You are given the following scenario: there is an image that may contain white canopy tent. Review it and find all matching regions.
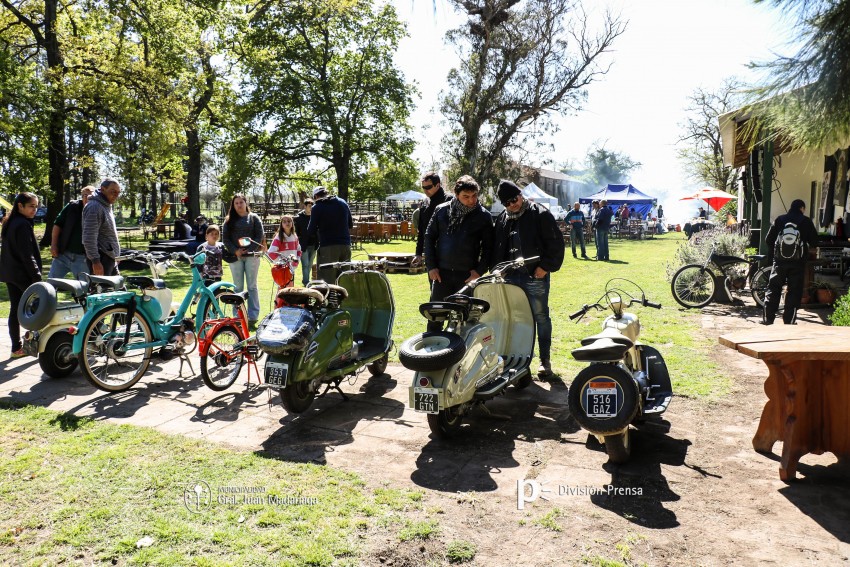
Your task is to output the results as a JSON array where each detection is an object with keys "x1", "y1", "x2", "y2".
[
  {"x1": 522, "y1": 182, "x2": 558, "y2": 208},
  {"x1": 386, "y1": 190, "x2": 426, "y2": 204}
]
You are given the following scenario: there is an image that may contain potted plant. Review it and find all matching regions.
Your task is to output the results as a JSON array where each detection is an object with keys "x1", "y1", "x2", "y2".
[{"x1": 811, "y1": 279, "x2": 838, "y2": 305}]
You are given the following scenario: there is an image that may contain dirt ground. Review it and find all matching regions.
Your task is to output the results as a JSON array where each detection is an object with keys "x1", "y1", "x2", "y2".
[{"x1": 3, "y1": 300, "x2": 850, "y2": 566}]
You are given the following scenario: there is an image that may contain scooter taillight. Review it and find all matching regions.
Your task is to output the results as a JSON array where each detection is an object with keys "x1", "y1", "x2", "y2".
[
  {"x1": 68, "y1": 326, "x2": 78, "y2": 335},
  {"x1": 418, "y1": 376, "x2": 430, "y2": 387}
]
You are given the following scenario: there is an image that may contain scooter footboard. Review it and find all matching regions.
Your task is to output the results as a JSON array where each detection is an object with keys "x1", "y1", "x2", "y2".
[{"x1": 567, "y1": 364, "x2": 640, "y2": 435}]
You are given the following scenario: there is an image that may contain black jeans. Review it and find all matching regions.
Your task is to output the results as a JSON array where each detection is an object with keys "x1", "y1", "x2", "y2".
[
  {"x1": 6, "y1": 282, "x2": 25, "y2": 352},
  {"x1": 764, "y1": 262, "x2": 804, "y2": 324},
  {"x1": 427, "y1": 268, "x2": 470, "y2": 332}
]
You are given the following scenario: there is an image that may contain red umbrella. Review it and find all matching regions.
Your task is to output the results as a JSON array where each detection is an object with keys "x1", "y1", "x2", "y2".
[{"x1": 679, "y1": 188, "x2": 736, "y2": 211}]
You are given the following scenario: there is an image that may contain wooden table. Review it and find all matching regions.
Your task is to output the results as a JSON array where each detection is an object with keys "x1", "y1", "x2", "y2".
[{"x1": 719, "y1": 326, "x2": 850, "y2": 481}]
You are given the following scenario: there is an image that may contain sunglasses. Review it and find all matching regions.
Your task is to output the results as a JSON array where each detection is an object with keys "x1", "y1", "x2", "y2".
[
  {"x1": 502, "y1": 195, "x2": 520, "y2": 207},
  {"x1": 421, "y1": 183, "x2": 434, "y2": 190}
]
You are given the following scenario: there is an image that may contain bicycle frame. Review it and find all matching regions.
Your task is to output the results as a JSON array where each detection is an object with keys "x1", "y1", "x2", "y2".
[{"x1": 72, "y1": 252, "x2": 235, "y2": 355}]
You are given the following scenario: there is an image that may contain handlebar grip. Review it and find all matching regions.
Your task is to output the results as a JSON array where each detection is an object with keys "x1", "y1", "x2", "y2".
[
  {"x1": 569, "y1": 307, "x2": 586, "y2": 320},
  {"x1": 644, "y1": 300, "x2": 662, "y2": 309}
]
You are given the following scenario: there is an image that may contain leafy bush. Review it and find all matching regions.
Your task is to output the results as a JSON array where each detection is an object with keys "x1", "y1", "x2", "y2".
[
  {"x1": 446, "y1": 540, "x2": 477, "y2": 564},
  {"x1": 829, "y1": 291, "x2": 850, "y2": 326},
  {"x1": 665, "y1": 227, "x2": 750, "y2": 282}
]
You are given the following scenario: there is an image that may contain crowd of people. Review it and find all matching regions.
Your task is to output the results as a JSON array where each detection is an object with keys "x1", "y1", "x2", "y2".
[{"x1": 2, "y1": 173, "x2": 670, "y2": 375}]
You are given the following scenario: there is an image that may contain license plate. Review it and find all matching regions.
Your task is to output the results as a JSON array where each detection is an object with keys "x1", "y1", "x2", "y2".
[
  {"x1": 413, "y1": 387, "x2": 439, "y2": 414},
  {"x1": 264, "y1": 361, "x2": 288, "y2": 387},
  {"x1": 583, "y1": 379, "x2": 620, "y2": 418}
]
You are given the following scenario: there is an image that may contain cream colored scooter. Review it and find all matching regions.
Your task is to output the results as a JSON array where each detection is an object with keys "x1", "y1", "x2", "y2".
[{"x1": 400, "y1": 257, "x2": 537, "y2": 438}]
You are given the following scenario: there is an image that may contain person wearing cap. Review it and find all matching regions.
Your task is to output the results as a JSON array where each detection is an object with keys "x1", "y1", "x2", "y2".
[
  {"x1": 424, "y1": 175, "x2": 493, "y2": 331},
  {"x1": 412, "y1": 172, "x2": 452, "y2": 268},
  {"x1": 490, "y1": 180, "x2": 564, "y2": 377},
  {"x1": 192, "y1": 215, "x2": 208, "y2": 242},
  {"x1": 763, "y1": 199, "x2": 818, "y2": 325},
  {"x1": 306, "y1": 186, "x2": 354, "y2": 283},
  {"x1": 48, "y1": 185, "x2": 95, "y2": 279},
  {"x1": 294, "y1": 198, "x2": 317, "y2": 286}
]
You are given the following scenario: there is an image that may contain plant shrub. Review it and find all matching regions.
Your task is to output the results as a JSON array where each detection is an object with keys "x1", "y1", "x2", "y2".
[
  {"x1": 665, "y1": 227, "x2": 750, "y2": 282},
  {"x1": 829, "y1": 291, "x2": 850, "y2": 326}
]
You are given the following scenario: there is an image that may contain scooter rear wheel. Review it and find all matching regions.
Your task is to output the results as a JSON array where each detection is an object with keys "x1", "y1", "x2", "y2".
[
  {"x1": 427, "y1": 407, "x2": 463, "y2": 439},
  {"x1": 399, "y1": 331, "x2": 466, "y2": 372},
  {"x1": 39, "y1": 331, "x2": 78, "y2": 379},
  {"x1": 280, "y1": 381, "x2": 316, "y2": 414},
  {"x1": 603, "y1": 430, "x2": 631, "y2": 463},
  {"x1": 567, "y1": 365, "x2": 639, "y2": 435}
]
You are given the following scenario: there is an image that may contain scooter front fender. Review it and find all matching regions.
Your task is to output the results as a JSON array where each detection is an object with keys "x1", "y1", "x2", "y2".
[{"x1": 72, "y1": 291, "x2": 137, "y2": 354}]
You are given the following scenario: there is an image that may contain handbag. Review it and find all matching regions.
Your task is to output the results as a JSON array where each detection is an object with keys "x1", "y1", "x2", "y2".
[{"x1": 222, "y1": 247, "x2": 238, "y2": 264}]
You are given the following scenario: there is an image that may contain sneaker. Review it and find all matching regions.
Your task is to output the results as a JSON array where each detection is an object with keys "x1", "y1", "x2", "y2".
[
  {"x1": 537, "y1": 360, "x2": 553, "y2": 377},
  {"x1": 573, "y1": 253, "x2": 577, "y2": 258},
  {"x1": 582, "y1": 255, "x2": 589, "y2": 259},
  {"x1": 11, "y1": 349, "x2": 26, "y2": 359}
]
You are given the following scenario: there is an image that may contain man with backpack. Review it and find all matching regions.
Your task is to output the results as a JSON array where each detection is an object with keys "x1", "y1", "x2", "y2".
[{"x1": 763, "y1": 199, "x2": 818, "y2": 325}]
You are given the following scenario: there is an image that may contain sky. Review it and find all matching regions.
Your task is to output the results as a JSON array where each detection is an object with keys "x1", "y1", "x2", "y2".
[{"x1": 390, "y1": 0, "x2": 799, "y2": 222}]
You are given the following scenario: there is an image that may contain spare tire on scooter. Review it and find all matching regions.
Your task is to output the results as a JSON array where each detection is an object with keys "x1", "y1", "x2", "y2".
[
  {"x1": 567, "y1": 364, "x2": 639, "y2": 435},
  {"x1": 18, "y1": 282, "x2": 58, "y2": 331},
  {"x1": 399, "y1": 331, "x2": 466, "y2": 372}
]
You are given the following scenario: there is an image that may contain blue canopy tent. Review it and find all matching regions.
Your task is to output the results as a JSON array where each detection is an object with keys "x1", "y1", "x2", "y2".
[{"x1": 579, "y1": 184, "x2": 657, "y2": 218}]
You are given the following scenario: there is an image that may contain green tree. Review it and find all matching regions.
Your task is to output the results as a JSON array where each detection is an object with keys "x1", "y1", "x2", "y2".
[
  {"x1": 237, "y1": 0, "x2": 415, "y2": 200},
  {"x1": 678, "y1": 79, "x2": 741, "y2": 190},
  {"x1": 747, "y1": 0, "x2": 850, "y2": 149},
  {"x1": 582, "y1": 141, "x2": 641, "y2": 186},
  {"x1": 441, "y1": 0, "x2": 625, "y2": 188}
]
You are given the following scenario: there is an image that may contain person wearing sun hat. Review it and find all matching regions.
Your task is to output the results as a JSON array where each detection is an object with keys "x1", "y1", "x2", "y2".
[
  {"x1": 490, "y1": 180, "x2": 564, "y2": 377},
  {"x1": 306, "y1": 186, "x2": 353, "y2": 283}
]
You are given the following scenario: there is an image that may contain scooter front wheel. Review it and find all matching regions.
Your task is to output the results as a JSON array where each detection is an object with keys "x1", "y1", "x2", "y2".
[
  {"x1": 399, "y1": 332, "x2": 466, "y2": 372},
  {"x1": 78, "y1": 306, "x2": 153, "y2": 392},
  {"x1": 427, "y1": 407, "x2": 463, "y2": 439},
  {"x1": 603, "y1": 430, "x2": 631, "y2": 464},
  {"x1": 280, "y1": 381, "x2": 316, "y2": 414}
]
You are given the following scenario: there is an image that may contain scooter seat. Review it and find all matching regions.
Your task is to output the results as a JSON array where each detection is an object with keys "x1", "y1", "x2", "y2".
[
  {"x1": 47, "y1": 278, "x2": 88, "y2": 298},
  {"x1": 571, "y1": 338, "x2": 631, "y2": 362},
  {"x1": 419, "y1": 301, "x2": 469, "y2": 322},
  {"x1": 444, "y1": 294, "x2": 490, "y2": 313},
  {"x1": 307, "y1": 282, "x2": 349, "y2": 301},
  {"x1": 580, "y1": 327, "x2": 634, "y2": 348},
  {"x1": 277, "y1": 287, "x2": 326, "y2": 307},
  {"x1": 218, "y1": 291, "x2": 249, "y2": 306},
  {"x1": 83, "y1": 273, "x2": 125, "y2": 289},
  {"x1": 126, "y1": 276, "x2": 166, "y2": 290}
]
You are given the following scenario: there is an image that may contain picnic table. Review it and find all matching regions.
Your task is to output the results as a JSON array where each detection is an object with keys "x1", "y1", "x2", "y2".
[{"x1": 719, "y1": 325, "x2": 850, "y2": 482}]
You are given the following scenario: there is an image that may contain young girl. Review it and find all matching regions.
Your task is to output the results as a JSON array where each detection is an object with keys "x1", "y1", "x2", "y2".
[
  {"x1": 197, "y1": 225, "x2": 224, "y2": 285},
  {"x1": 0, "y1": 192, "x2": 43, "y2": 358},
  {"x1": 268, "y1": 215, "x2": 302, "y2": 266}
]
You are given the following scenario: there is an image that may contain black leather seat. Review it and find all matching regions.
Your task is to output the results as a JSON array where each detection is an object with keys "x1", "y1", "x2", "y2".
[
  {"x1": 571, "y1": 338, "x2": 631, "y2": 362},
  {"x1": 580, "y1": 327, "x2": 634, "y2": 348},
  {"x1": 47, "y1": 278, "x2": 88, "y2": 298},
  {"x1": 126, "y1": 276, "x2": 166, "y2": 290},
  {"x1": 84, "y1": 274, "x2": 125, "y2": 289},
  {"x1": 419, "y1": 301, "x2": 470, "y2": 322},
  {"x1": 218, "y1": 291, "x2": 249, "y2": 306},
  {"x1": 445, "y1": 294, "x2": 490, "y2": 313}
]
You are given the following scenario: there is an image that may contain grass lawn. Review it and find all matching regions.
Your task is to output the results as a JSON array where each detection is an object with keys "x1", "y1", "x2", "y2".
[{"x1": 0, "y1": 230, "x2": 733, "y2": 564}]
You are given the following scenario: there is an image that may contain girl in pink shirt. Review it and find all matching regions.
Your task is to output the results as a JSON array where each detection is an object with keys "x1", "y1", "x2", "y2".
[{"x1": 268, "y1": 215, "x2": 301, "y2": 265}]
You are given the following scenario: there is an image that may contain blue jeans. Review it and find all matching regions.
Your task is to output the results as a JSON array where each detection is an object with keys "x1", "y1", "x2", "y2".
[
  {"x1": 595, "y1": 228, "x2": 609, "y2": 260},
  {"x1": 48, "y1": 251, "x2": 89, "y2": 280},
  {"x1": 507, "y1": 272, "x2": 552, "y2": 362},
  {"x1": 229, "y1": 255, "x2": 261, "y2": 320},
  {"x1": 570, "y1": 226, "x2": 586, "y2": 256},
  {"x1": 301, "y1": 246, "x2": 317, "y2": 286}
]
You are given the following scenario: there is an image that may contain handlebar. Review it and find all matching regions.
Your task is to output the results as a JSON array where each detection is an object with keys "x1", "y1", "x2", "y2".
[
  {"x1": 318, "y1": 259, "x2": 387, "y2": 272},
  {"x1": 643, "y1": 300, "x2": 662, "y2": 309}
]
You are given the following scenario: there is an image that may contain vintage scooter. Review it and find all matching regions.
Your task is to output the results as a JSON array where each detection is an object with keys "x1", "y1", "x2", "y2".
[
  {"x1": 16, "y1": 251, "x2": 174, "y2": 379},
  {"x1": 256, "y1": 259, "x2": 394, "y2": 413},
  {"x1": 400, "y1": 257, "x2": 537, "y2": 438},
  {"x1": 567, "y1": 278, "x2": 673, "y2": 463}
]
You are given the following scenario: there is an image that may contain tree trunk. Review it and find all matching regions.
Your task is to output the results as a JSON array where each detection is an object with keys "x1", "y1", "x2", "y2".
[
  {"x1": 333, "y1": 154, "x2": 351, "y2": 201},
  {"x1": 185, "y1": 127, "x2": 202, "y2": 221},
  {"x1": 40, "y1": 0, "x2": 68, "y2": 246}
]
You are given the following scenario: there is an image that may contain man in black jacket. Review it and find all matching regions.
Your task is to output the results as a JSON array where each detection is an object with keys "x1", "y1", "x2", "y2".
[
  {"x1": 491, "y1": 180, "x2": 565, "y2": 377},
  {"x1": 412, "y1": 172, "x2": 452, "y2": 267},
  {"x1": 763, "y1": 199, "x2": 818, "y2": 325},
  {"x1": 424, "y1": 175, "x2": 493, "y2": 331}
]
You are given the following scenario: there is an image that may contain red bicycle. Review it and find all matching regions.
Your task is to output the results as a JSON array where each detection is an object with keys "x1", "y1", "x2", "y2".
[{"x1": 197, "y1": 291, "x2": 262, "y2": 391}]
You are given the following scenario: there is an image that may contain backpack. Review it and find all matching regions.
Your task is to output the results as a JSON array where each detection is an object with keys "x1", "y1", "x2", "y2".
[{"x1": 774, "y1": 221, "x2": 804, "y2": 261}]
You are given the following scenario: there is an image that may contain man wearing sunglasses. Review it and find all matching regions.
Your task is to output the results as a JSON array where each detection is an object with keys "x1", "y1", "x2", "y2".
[
  {"x1": 412, "y1": 172, "x2": 452, "y2": 268},
  {"x1": 491, "y1": 180, "x2": 564, "y2": 378}
]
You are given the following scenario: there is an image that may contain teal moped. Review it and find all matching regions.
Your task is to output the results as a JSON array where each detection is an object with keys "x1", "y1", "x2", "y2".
[{"x1": 71, "y1": 251, "x2": 234, "y2": 392}]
